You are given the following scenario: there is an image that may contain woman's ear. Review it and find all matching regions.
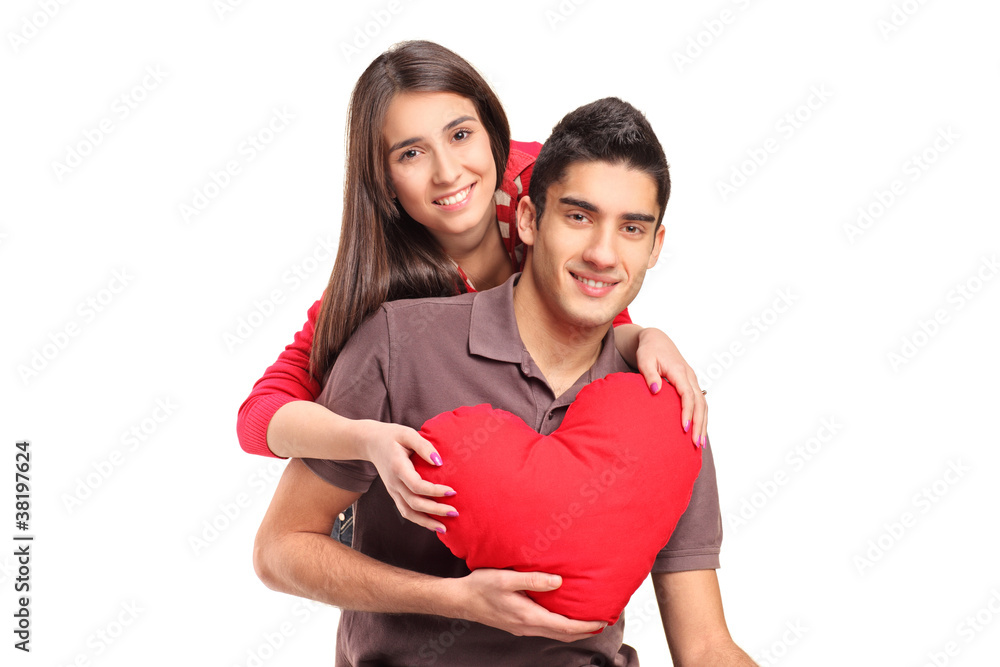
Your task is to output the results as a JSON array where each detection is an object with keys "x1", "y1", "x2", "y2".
[{"x1": 515, "y1": 196, "x2": 537, "y2": 247}]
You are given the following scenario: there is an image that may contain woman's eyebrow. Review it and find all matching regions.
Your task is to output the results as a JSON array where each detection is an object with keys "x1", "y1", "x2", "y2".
[
  {"x1": 388, "y1": 116, "x2": 478, "y2": 153},
  {"x1": 443, "y1": 115, "x2": 476, "y2": 131}
]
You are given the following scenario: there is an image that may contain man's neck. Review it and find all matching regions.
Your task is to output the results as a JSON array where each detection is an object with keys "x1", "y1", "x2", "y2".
[{"x1": 512, "y1": 276, "x2": 609, "y2": 398}]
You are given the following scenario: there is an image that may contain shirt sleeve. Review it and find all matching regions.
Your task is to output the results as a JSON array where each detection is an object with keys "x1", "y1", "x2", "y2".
[
  {"x1": 301, "y1": 308, "x2": 392, "y2": 494},
  {"x1": 236, "y1": 297, "x2": 323, "y2": 458},
  {"x1": 651, "y1": 437, "x2": 723, "y2": 573}
]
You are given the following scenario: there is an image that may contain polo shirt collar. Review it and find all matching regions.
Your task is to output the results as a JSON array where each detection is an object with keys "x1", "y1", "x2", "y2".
[
  {"x1": 468, "y1": 273, "x2": 623, "y2": 390},
  {"x1": 468, "y1": 273, "x2": 525, "y2": 364}
]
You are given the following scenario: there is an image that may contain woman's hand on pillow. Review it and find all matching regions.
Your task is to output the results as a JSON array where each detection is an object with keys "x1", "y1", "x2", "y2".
[{"x1": 356, "y1": 420, "x2": 458, "y2": 532}]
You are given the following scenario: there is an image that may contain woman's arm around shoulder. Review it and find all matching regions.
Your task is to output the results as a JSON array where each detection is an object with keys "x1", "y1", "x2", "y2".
[
  {"x1": 235, "y1": 297, "x2": 457, "y2": 530},
  {"x1": 236, "y1": 298, "x2": 324, "y2": 458}
]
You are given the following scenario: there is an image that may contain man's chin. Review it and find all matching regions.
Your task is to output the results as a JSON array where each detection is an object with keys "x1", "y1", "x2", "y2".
[{"x1": 559, "y1": 308, "x2": 619, "y2": 338}]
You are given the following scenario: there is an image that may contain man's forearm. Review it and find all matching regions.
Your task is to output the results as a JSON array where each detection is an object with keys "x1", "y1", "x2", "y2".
[
  {"x1": 255, "y1": 530, "x2": 457, "y2": 616},
  {"x1": 652, "y1": 570, "x2": 756, "y2": 666}
]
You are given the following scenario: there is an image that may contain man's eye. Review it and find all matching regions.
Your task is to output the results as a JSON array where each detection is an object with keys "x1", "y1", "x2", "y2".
[
  {"x1": 570, "y1": 213, "x2": 588, "y2": 222},
  {"x1": 624, "y1": 225, "x2": 642, "y2": 234}
]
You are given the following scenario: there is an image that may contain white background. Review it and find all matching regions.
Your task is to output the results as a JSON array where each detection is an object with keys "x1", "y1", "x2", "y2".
[{"x1": 2, "y1": 0, "x2": 999, "y2": 665}]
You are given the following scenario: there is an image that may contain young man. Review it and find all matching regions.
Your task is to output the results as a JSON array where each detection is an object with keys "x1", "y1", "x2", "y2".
[{"x1": 253, "y1": 98, "x2": 754, "y2": 666}]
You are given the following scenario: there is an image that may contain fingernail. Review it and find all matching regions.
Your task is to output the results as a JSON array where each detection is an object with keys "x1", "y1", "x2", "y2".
[
  {"x1": 683, "y1": 420, "x2": 691, "y2": 433},
  {"x1": 548, "y1": 575, "x2": 560, "y2": 587},
  {"x1": 650, "y1": 381, "x2": 659, "y2": 394},
  {"x1": 700, "y1": 435, "x2": 706, "y2": 448},
  {"x1": 446, "y1": 511, "x2": 459, "y2": 517},
  {"x1": 430, "y1": 453, "x2": 443, "y2": 466},
  {"x1": 444, "y1": 490, "x2": 456, "y2": 497},
  {"x1": 436, "y1": 526, "x2": 446, "y2": 534}
]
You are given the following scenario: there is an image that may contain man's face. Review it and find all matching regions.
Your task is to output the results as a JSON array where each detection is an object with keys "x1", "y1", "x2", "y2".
[{"x1": 516, "y1": 160, "x2": 665, "y2": 331}]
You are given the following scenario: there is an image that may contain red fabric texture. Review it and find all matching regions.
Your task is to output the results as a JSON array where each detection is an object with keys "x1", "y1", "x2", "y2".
[
  {"x1": 236, "y1": 139, "x2": 630, "y2": 457},
  {"x1": 413, "y1": 372, "x2": 701, "y2": 626}
]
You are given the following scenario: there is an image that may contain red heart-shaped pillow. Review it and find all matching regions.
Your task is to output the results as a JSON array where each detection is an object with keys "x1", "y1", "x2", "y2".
[{"x1": 413, "y1": 372, "x2": 701, "y2": 626}]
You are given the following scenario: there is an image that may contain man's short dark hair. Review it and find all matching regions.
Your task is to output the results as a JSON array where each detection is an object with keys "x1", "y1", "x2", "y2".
[{"x1": 528, "y1": 97, "x2": 670, "y2": 228}]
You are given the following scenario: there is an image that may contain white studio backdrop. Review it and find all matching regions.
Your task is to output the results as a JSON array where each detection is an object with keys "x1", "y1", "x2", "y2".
[{"x1": 2, "y1": 0, "x2": 999, "y2": 665}]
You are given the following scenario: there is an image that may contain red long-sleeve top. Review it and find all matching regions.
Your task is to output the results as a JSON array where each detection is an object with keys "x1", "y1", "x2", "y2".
[{"x1": 237, "y1": 141, "x2": 631, "y2": 457}]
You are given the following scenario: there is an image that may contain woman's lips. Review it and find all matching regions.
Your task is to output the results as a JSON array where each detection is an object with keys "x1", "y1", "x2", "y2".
[{"x1": 433, "y1": 183, "x2": 475, "y2": 210}]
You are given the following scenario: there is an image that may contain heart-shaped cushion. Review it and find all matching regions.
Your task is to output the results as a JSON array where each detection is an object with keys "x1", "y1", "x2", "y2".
[{"x1": 413, "y1": 371, "x2": 702, "y2": 626}]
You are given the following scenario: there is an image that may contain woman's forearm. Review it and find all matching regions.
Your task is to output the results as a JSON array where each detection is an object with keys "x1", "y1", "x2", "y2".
[
  {"x1": 266, "y1": 400, "x2": 366, "y2": 460},
  {"x1": 613, "y1": 323, "x2": 643, "y2": 367}
]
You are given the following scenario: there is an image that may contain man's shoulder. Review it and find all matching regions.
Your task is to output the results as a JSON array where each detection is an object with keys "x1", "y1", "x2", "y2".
[
  {"x1": 380, "y1": 291, "x2": 478, "y2": 328},
  {"x1": 378, "y1": 292, "x2": 479, "y2": 349},
  {"x1": 382, "y1": 290, "x2": 478, "y2": 314}
]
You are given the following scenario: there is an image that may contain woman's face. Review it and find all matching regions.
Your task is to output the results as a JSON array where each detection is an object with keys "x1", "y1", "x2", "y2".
[{"x1": 383, "y1": 91, "x2": 498, "y2": 246}]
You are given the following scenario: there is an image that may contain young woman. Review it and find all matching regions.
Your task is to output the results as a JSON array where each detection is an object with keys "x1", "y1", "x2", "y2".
[{"x1": 237, "y1": 41, "x2": 708, "y2": 534}]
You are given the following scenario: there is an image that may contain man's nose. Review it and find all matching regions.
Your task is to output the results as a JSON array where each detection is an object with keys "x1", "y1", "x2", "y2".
[{"x1": 580, "y1": 225, "x2": 618, "y2": 269}]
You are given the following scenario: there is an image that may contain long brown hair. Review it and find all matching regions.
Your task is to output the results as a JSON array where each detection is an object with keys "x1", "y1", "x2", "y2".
[{"x1": 311, "y1": 40, "x2": 511, "y2": 380}]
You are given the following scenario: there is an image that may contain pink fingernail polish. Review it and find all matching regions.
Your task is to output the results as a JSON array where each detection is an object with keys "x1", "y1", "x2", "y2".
[
  {"x1": 430, "y1": 453, "x2": 443, "y2": 466},
  {"x1": 700, "y1": 435, "x2": 706, "y2": 448},
  {"x1": 650, "y1": 382, "x2": 659, "y2": 394},
  {"x1": 684, "y1": 420, "x2": 691, "y2": 433},
  {"x1": 447, "y1": 511, "x2": 459, "y2": 517},
  {"x1": 436, "y1": 527, "x2": 446, "y2": 534},
  {"x1": 444, "y1": 490, "x2": 456, "y2": 497}
]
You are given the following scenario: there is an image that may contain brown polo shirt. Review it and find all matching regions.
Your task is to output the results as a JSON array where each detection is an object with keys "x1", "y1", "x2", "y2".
[{"x1": 304, "y1": 273, "x2": 723, "y2": 667}]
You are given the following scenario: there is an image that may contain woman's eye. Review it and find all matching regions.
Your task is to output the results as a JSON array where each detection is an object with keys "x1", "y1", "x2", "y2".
[
  {"x1": 399, "y1": 149, "x2": 418, "y2": 162},
  {"x1": 454, "y1": 129, "x2": 470, "y2": 141}
]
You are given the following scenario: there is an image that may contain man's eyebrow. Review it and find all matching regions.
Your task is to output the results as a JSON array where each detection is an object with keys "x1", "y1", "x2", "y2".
[
  {"x1": 388, "y1": 115, "x2": 478, "y2": 153},
  {"x1": 558, "y1": 196, "x2": 656, "y2": 223},
  {"x1": 559, "y1": 196, "x2": 599, "y2": 213}
]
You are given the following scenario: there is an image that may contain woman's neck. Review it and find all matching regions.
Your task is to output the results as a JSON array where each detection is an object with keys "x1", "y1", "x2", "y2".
[{"x1": 439, "y1": 211, "x2": 514, "y2": 291}]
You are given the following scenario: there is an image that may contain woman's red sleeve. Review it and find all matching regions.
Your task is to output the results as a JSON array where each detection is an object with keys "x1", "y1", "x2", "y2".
[
  {"x1": 236, "y1": 298, "x2": 323, "y2": 457},
  {"x1": 612, "y1": 308, "x2": 633, "y2": 327}
]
